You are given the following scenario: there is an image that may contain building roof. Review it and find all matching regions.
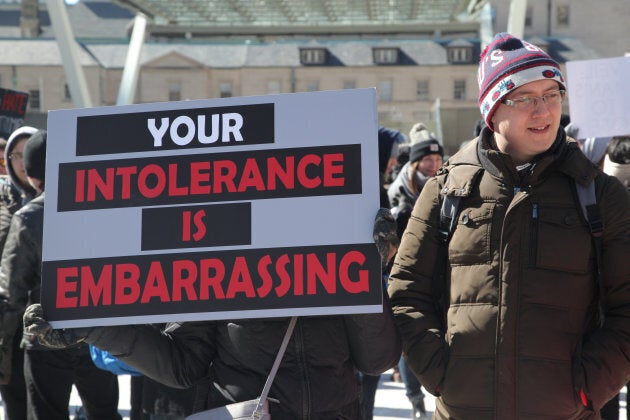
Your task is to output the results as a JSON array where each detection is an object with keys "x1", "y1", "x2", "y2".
[
  {"x1": 0, "y1": 0, "x2": 134, "y2": 39},
  {"x1": 0, "y1": 38, "x2": 99, "y2": 66},
  {"x1": 0, "y1": 0, "x2": 487, "y2": 40},
  {"x1": 112, "y1": 0, "x2": 474, "y2": 32},
  {"x1": 0, "y1": 36, "x2": 599, "y2": 70}
]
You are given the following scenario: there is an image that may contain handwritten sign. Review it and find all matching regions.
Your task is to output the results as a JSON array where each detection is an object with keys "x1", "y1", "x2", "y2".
[
  {"x1": 0, "y1": 88, "x2": 29, "y2": 139},
  {"x1": 566, "y1": 56, "x2": 630, "y2": 138}
]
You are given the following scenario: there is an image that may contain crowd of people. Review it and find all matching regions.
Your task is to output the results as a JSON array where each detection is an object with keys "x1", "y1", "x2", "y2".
[{"x1": 0, "y1": 31, "x2": 627, "y2": 420}]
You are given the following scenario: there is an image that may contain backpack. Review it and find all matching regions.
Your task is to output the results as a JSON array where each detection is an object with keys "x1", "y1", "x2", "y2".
[{"x1": 433, "y1": 174, "x2": 605, "y2": 328}]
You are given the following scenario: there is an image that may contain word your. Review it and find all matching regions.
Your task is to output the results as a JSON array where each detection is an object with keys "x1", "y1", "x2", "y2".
[{"x1": 148, "y1": 113, "x2": 244, "y2": 147}]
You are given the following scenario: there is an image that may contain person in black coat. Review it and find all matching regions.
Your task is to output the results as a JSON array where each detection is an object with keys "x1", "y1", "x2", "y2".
[{"x1": 0, "y1": 131, "x2": 122, "y2": 420}]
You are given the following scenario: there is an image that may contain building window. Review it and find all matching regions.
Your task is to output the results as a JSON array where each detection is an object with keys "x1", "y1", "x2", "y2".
[
  {"x1": 299, "y1": 48, "x2": 327, "y2": 65},
  {"x1": 168, "y1": 83, "x2": 181, "y2": 102},
  {"x1": 379, "y1": 80, "x2": 393, "y2": 102},
  {"x1": 416, "y1": 80, "x2": 430, "y2": 101},
  {"x1": 63, "y1": 83, "x2": 71, "y2": 101},
  {"x1": 373, "y1": 47, "x2": 399, "y2": 65},
  {"x1": 343, "y1": 80, "x2": 356, "y2": 90},
  {"x1": 304, "y1": 81, "x2": 319, "y2": 92},
  {"x1": 525, "y1": 6, "x2": 533, "y2": 27},
  {"x1": 557, "y1": 5, "x2": 570, "y2": 26},
  {"x1": 220, "y1": 82, "x2": 233, "y2": 98},
  {"x1": 267, "y1": 80, "x2": 281, "y2": 94},
  {"x1": 447, "y1": 47, "x2": 473, "y2": 64},
  {"x1": 453, "y1": 80, "x2": 466, "y2": 101},
  {"x1": 28, "y1": 89, "x2": 40, "y2": 111}
]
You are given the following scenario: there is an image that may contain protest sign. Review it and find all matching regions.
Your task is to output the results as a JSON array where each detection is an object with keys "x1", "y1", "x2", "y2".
[
  {"x1": 566, "y1": 55, "x2": 630, "y2": 139},
  {"x1": 43, "y1": 89, "x2": 382, "y2": 328},
  {"x1": 0, "y1": 88, "x2": 29, "y2": 139}
]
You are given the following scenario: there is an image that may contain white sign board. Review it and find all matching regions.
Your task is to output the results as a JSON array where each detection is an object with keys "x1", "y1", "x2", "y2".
[
  {"x1": 43, "y1": 89, "x2": 382, "y2": 328},
  {"x1": 566, "y1": 56, "x2": 630, "y2": 139}
]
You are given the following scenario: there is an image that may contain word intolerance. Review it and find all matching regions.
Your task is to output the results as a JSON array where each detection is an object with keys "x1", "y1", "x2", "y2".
[
  {"x1": 49, "y1": 246, "x2": 375, "y2": 310},
  {"x1": 58, "y1": 145, "x2": 362, "y2": 211}
]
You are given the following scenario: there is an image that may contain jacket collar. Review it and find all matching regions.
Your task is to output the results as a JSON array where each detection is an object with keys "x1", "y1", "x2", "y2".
[{"x1": 445, "y1": 128, "x2": 598, "y2": 188}]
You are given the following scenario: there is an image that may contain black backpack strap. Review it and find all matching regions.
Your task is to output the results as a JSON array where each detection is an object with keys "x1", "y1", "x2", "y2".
[
  {"x1": 575, "y1": 180, "x2": 605, "y2": 327},
  {"x1": 432, "y1": 165, "x2": 483, "y2": 330},
  {"x1": 433, "y1": 194, "x2": 461, "y2": 329}
]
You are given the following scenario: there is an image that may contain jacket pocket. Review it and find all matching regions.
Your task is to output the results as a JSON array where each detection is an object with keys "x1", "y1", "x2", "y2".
[
  {"x1": 534, "y1": 206, "x2": 593, "y2": 273},
  {"x1": 448, "y1": 203, "x2": 494, "y2": 266}
]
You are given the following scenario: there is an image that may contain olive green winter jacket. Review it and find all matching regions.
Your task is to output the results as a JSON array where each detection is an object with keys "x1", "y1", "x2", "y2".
[{"x1": 388, "y1": 129, "x2": 630, "y2": 419}]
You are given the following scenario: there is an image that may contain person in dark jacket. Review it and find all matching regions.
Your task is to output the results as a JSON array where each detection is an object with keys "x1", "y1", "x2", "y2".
[
  {"x1": 386, "y1": 122, "x2": 444, "y2": 420},
  {"x1": 0, "y1": 125, "x2": 38, "y2": 420},
  {"x1": 0, "y1": 126, "x2": 38, "y2": 256},
  {"x1": 387, "y1": 123, "x2": 444, "y2": 240},
  {"x1": 0, "y1": 131, "x2": 122, "y2": 420},
  {"x1": 388, "y1": 33, "x2": 630, "y2": 419},
  {"x1": 599, "y1": 135, "x2": 630, "y2": 420},
  {"x1": 378, "y1": 126, "x2": 407, "y2": 208}
]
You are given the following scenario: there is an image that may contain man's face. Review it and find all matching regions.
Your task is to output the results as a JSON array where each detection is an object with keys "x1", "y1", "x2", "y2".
[
  {"x1": 9, "y1": 137, "x2": 29, "y2": 186},
  {"x1": 491, "y1": 79, "x2": 564, "y2": 164},
  {"x1": 416, "y1": 154, "x2": 443, "y2": 177}
]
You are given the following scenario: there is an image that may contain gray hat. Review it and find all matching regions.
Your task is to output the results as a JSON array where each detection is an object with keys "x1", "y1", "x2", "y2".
[{"x1": 408, "y1": 123, "x2": 436, "y2": 145}]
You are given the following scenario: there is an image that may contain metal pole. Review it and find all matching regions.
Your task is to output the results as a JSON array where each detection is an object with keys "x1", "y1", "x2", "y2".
[
  {"x1": 117, "y1": 14, "x2": 148, "y2": 105},
  {"x1": 45, "y1": 0, "x2": 92, "y2": 108},
  {"x1": 507, "y1": 0, "x2": 527, "y2": 38},
  {"x1": 479, "y1": 2, "x2": 494, "y2": 50}
]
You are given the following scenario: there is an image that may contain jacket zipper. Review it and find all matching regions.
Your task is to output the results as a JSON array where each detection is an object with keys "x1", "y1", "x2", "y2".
[
  {"x1": 530, "y1": 203, "x2": 538, "y2": 266},
  {"x1": 496, "y1": 189, "x2": 528, "y2": 419}
]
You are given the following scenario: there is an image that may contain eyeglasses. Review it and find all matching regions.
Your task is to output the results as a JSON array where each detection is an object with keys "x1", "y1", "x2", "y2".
[
  {"x1": 502, "y1": 90, "x2": 566, "y2": 111},
  {"x1": 8, "y1": 152, "x2": 23, "y2": 161}
]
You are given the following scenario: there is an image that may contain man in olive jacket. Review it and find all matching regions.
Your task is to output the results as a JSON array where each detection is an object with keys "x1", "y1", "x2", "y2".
[{"x1": 388, "y1": 33, "x2": 630, "y2": 419}]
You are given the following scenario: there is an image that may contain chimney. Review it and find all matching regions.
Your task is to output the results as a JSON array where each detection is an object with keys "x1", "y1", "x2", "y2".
[{"x1": 20, "y1": 0, "x2": 41, "y2": 38}]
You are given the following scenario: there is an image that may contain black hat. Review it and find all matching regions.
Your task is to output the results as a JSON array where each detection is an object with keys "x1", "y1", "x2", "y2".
[
  {"x1": 409, "y1": 139, "x2": 444, "y2": 164},
  {"x1": 23, "y1": 130, "x2": 46, "y2": 181}
]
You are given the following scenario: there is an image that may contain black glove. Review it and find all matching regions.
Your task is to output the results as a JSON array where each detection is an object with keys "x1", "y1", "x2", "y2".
[
  {"x1": 23, "y1": 304, "x2": 92, "y2": 349},
  {"x1": 373, "y1": 208, "x2": 399, "y2": 268}
]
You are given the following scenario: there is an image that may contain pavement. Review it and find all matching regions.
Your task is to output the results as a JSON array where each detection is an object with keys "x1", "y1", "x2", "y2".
[
  {"x1": 66, "y1": 368, "x2": 430, "y2": 420},
  {"x1": 62, "y1": 368, "x2": 629, "y2": 419}
]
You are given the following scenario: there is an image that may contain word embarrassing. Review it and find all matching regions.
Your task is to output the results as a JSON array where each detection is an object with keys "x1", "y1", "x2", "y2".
[{"x1": 41, "y1": 244, "x2": 381, "y2": 320}]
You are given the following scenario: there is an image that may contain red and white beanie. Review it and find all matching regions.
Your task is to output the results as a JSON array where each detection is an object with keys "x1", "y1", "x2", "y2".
[{"x1": 477, "y1": 33, "x2": 566, "y2": 131}]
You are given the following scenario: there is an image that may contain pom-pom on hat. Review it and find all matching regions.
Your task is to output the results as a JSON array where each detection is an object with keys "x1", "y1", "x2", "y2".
[
  {"x1": 409, "y1": 123, "x2": 435, "y2": 145},
  {"x1": 477, "y1": 33, "x2": 565, "y2": 131}
]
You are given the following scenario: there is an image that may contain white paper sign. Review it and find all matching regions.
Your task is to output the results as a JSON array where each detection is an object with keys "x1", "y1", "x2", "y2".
[
  {"x1": 43, "y1": 89, "x2": 383, "y2": 328},
  {"x1": 566, "y1": 56, "x2": 630, "y2": 139}
]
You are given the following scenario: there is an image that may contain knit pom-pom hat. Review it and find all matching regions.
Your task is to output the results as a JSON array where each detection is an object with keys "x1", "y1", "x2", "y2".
[{"x1": 477, "y1": 33, "x2": 565, "y2": 131}]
